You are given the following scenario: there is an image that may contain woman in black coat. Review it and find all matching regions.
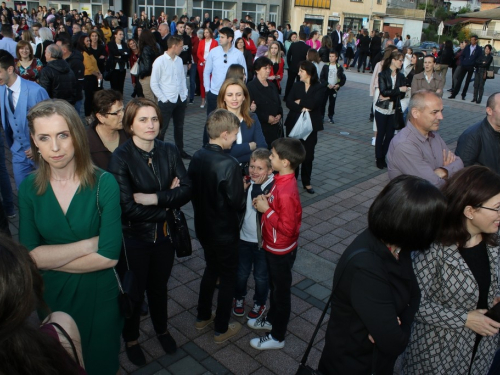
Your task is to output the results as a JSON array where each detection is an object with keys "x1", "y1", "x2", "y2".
[
  {"x1": 318, "y1": 175, "x2": 447, "y2": 375},
  {"x1": 106, "y1": 27, "x2": 130, "y2": 93},
  {"x1": 247, "y1": 57, "x2": 283, "y2": 147},
  {"x1": 284, "y1": 60, "x2": 326, "y2": 194},
  {"x1": 357, "y1": 29, "x2": 371, "y2": 73},
  {"x1": 374, "y1": 50, "x2": 407, "y2": 169},
  {"x1": 472, "y1": 44, "x2": 493, "y2": 104},
  {"x1": 437, "y1": 39, "x2": 454, "y2": 86},
  {"x1": 137, "y1": 29, "x2": 160, "y2": 102},
  {"x1": 108, "y1": 98, "x2": 191, "y2": 366}
]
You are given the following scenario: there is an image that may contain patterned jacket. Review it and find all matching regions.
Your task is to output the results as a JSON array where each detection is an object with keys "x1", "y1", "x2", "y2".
[{"x1": 402, "y1": 243, "x2": 500, "y2": 374}]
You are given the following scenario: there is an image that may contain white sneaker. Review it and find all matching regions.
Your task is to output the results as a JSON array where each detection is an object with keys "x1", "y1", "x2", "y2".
[
  {"x1": 371, "y1": 137, "x2": 376, "y2": 146},
  {"x1": 247, "y1": 316, "x2": 272, "y2": 331},
  {"x1": 250, "y1": 333, "x2": 284, "y2": 350}
]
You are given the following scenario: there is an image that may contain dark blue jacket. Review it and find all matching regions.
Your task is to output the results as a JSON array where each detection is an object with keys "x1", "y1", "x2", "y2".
[
  {"x1": 460, "y1": 44, "x2": 482, "y2": 67},
  {"x1": 228, "y1": 112, "x2": 267, "y2": 163}
]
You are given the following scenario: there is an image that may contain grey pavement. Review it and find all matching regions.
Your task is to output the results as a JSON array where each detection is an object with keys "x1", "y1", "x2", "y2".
[{"x1": 4, "y1": 65, "x2": 497, "y2": 374}]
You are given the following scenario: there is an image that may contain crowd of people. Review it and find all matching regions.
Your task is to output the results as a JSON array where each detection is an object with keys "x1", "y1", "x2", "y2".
[{"x1": 1, "y1": 3, "x2": 500, "y2": 375}]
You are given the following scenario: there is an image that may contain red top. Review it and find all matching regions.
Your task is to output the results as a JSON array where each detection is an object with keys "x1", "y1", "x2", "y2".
[
  {"x1": 269, "y1": 57, "x2": 285, "y2": 90},
  {"x1": 244, "y1": 38, "x2": 257, "y2": 56},
  {"x1": 261, "y1": 173, "x2": 302, "y2": 255},
  {"x1": 191, "y1": 34, "x2": 200, "y2": 63},
  {"x1": 197, "y1": 38, "x2": 219, "y2": 65},
  {"x1": 129, "y1": 52, "x2": 139, "y2": 84}
]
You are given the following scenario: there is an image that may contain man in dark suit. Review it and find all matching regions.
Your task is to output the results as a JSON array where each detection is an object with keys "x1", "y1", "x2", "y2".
[
  {"x1": 331, "y1": 24, "x2": 343, "y2": 57},
  {"x1": 284, "y1": 32, "x2": 310, "y2": 101},
  {"x1": 449, "y1": 34, "x2": 482, "y2": 100},
  {"x1": 154, "y1": 23, "x2": 170, "y2": 53},
  {"x1": 369, "y1": 30, "x2": 382, "y2": 71}
]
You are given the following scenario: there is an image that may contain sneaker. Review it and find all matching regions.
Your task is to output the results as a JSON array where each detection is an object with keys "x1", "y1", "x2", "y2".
[
  {"x1": 371, "y1": 137, "x2": 376, "y2": 146},
  {"x1": 7, "y1": 213, "x2": 16, "y2": 220},
  {"x1": 189, "y1": 99, "x2": 194, "y2": 104},
  {"x1": 195, "y1": 313, "x2": 215, "y2": 330},
  {"x1": 250, "y1": 333, "x2": 285, "y2": 350},
  {"x1": 214, "y1": 322, "x2": 242, "y2": 344},
  {"x1": 247, "y1": 304, "x2": 266, "y2": 320},
  {"x1": 329, "y1": 117, "x2": 335, "y2": 124},
  {"x1": 247, "y1": 316, "x2": 272, "y2": 331},
  {"x1": 233, "y1": 299, "x2": 245, "y2": 317}
]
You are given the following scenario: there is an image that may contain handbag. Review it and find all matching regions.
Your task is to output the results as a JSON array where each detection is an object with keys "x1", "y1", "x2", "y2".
[
  {"x1": 276, "y1": 116, "x2": 285, "y2": 139},
  {"x1": 130, "y1": 61, "x2": 139, "y2": 76},
  {"x1": 296, "y1": 248, "x2": 377, "y2": 375},
  {"x1": 289, "y1": 111, "x2": 313, "y2": 140},
  {"x1": 487, "y1": 61, "x2": 495, "y2": 79},
  {"x1": 96, "y1": 172, "x2": 140, "y2": 318},
  {"x1": 170, "y1": 208, "x2": 193, "y2": 258},
  {"x1": 394, "y1": 97, "x2": 405, "y2": 131}
]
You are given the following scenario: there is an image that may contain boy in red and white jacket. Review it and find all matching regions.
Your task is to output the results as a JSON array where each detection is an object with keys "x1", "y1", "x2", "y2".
[{"x1": 249, "y1": 138, "x2": 306, "y2": 350}]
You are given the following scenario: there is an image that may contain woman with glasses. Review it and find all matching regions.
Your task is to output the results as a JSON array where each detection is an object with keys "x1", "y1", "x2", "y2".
[
  {"x1": 108, "y1": 98, "x2": 191, "y2": 366},
  {"x1": 87, "y1": 89, "x2": 128, "y2": 170},
  {"x1": 374, "y1": 50, "x2": 407, "y2": 169},
  {"x1": 403, "y1": 166, "x2": 500, "y2": 374}
]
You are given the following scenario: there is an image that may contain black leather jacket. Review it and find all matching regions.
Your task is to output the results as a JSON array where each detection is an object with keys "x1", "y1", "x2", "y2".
[
  {"x1": 39, "y1": 59, "x2": 77, "y2": 104},
  {"x1": 456, "y1": 117, "x2": 500, "y2": 174},
  {"x1": 108, "y1": 139, "x2": 191, "y2": 242},
  {"x1": 107, "y1": 41, "x2": 130, "y2": 71},
  {"x1": 376, "y1": 69, "x2": 406, "y2": 110},
  {"x1": 138, "y1": 45, "x2": 160, "y2": 79},
  {"x1": 187, "y1": 144, "x2": 246, "y2": 245}
]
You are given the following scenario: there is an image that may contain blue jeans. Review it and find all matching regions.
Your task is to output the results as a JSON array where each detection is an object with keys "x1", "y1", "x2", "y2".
[
  {"x1": 188, "y1": 63, "x2": 197, "y2": 101},
  {"x1": 234, "y1": 239, "x2": 269, "y2": 305},
  {"x1": 0, "y1": 133, "x2": 14, "y2": 215},
  {"x1": 74, "y1": 99, "x2": 83, "y2": 118}
]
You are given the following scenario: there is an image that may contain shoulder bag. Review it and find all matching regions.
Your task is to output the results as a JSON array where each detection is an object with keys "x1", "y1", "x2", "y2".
[
  {"x1": 296, "y1": 248, "x2": 378, "y2": 375},
  {"x1": 394, "y1": 97, "x2": 405, "y2": 131},
  {"x1": 170, "y1": 208, "x2": 193, "y2": 258},
  {"x1": 487, "y1": 61, "x2": 495, "y2": 79},
  {"x1": 96, "y1": 172, "x2": 140, "y2": 318}
]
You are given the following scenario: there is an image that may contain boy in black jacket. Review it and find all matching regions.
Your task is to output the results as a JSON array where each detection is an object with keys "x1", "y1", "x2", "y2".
[{"x1": 320, "y1": 51, "x2": 346, "y2": 124}]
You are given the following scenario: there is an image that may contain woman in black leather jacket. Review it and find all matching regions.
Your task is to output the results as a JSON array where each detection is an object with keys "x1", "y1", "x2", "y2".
[
  {"x1": 137, "y1": 29, "x2": 160, "y2": 102},
  {"x1": 374, "y1": 50, "x2": 407, "y2": 169},
  {"x1": 472, "y1": 44, "x2": 493, "y2": 104},
  {"x1": 108, "y1": 98, "x2": 191, "y2": 367},
  {"x1": 106, "y1": 27, "x2": 130, "y2": 93}
]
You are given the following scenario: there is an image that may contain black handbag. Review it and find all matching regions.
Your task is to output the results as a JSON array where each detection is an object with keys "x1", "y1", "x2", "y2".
[
  {"x1": 394, "y1": 97, "x2": 405, "y2": 131},
  {"x1": 97, "y1": 172, "x2": 140, "y2": 319},
  {"x1": 170, "y1": 208, "x2": 193, "y2": 258},
  {"x1": 296, "y1": 248, "x2": 376, "y2": 375}
]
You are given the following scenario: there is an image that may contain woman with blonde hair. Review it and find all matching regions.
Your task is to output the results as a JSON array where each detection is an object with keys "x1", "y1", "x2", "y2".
[
  {"x1": 15, "y1": 40, "x2": 43, "y2": 82},
  {"x1": 217, "y1": 78, "x2": 267, "y2": 163},
  {"x1": 34, "y1": 27, "x2": 54, "y2": 65},
  {"x1": 264, "y1": 41, "x2": 284, "y2": 92},
  {"x1": 19, "y1": 99, "x2": 123, "y2": 375}
]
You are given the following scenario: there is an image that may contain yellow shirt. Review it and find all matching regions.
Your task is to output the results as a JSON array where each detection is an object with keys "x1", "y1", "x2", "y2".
[
  {"x1": 83, "y1": 51, "x2": 99, "y2": 76},
  {"x1": 102, "y1": 27, "x2": 112, "y2": 44}
]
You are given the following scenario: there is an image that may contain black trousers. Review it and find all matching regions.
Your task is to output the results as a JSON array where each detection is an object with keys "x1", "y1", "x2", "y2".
[
  {"x1": 452, "y1": 65, "x2": 474, "y2": 98},
  {"x1": 84, "y1": 75, "x2": 98, "y2": 117},
  {"x1": 197, "y1": 239, "x2": 239, "y2": 334},
  {"x1": 109, "y1": 69, "x2": 126, "y2": 94},
  {"x1": 205, "y1": 91, "x2": 218, "y2": 117},
  {"x1": 374, "y1": 111, "x2": 395, "y2": 160},
  {"x1": 0, "y1": 198, "x2": 11, "y2": 237},
  {"x1": 357, "y1": 51, "x2": 368, "y2": 71},
  {"x1": 119, "y1": 236, "x2": 175, "y2": 342},
  {"x1": 321, "y1": 88, "x2": 337, "y2": 119},
  {"x1": 266, "y1": 248, "x2": 297, "y2": 342},
  {"x1": 284, "y1": 70, "x2": 299, "y2": 100},
  {"x1": 295, "y1": 130, "x2": 318, "y2": 187},
  {"x1": 158, "y1": 97, "x2": 187, "y2": 151},
  {"x1": 473, "y1": 68, "x2": 487, "y2": 102}
]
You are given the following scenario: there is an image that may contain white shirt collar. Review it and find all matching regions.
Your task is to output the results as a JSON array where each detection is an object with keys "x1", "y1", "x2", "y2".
[{"x1": 9, "y1": 74, "x2": 21, "y2": 94}]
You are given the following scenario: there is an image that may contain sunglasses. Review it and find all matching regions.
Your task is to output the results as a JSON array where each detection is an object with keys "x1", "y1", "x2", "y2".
[{"x1": 224, "y1": 53, "x2": 227, "y2": 64}]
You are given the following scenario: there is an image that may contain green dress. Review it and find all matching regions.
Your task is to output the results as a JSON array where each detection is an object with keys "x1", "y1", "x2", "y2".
[{"x1": 19, "y1": 170, "x2": 123, "y2": 375}]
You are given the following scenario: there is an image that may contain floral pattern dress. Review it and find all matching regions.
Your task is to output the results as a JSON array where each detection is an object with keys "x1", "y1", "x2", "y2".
[{"x1": 15, "y1": 58, "x2": 43, "y2": 82}]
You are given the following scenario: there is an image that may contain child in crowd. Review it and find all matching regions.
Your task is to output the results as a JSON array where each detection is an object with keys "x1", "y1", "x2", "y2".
[
  {"x1": 233, "y1": 149, "x2": 274, "y2": 320},
  {"x1": 248, "y1": 138, "x2": 306, "y2": 350},
  {"x1": 188, "y1": 109, "x2": 246, "y2": 344},
  {"x1": 320, "y1": 51, "x2": 346, "y2": 124}
]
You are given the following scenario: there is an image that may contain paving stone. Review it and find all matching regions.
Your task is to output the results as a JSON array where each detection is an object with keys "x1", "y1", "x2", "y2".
[
  {"x1": 319, "y1": 250, "x2": 342, "y2": 264},
  {"x1": 200, "y1": 356, "x2": 231, "y2": 374},
  {"x1": 167, "y1": 355, "x2": 207, "y2": 375},
  {"x1": 193, "y1": 330, "x2": 230, "y2": 355},
  {"x1": 181, "y1": 341, "x2": 210, "y2": 361},
  {"x1": 255, "y1": 349, "x2": 299, "y2": 374},
  {"x1": 304, "y1": 283, "x2": 331, "y2": 301},
  {"x1": 250, "y1": 367, "x2": 276, "y2": 375},
  {"x1": 168, "y1": 284, "x2": 199, "y2": 310},
  {"x1": 310, "y1": 221, "x2": 335, "y2": 235},
  {"x1": 295, "y1": 278, "x2": 315, "y2": 291},
  {"x1": 291, "y1": 286, "x2": 309, "y2": 300},
  {"x1": 213, "y1": 345, "x2": 261, "y2": 375},
  {"x1": 169, "y1": 310, "x2": 204, "y2": 341},
  {"x1": 120, "y1": 351, "x2": 154, "y2": 374},
  {"x1": 131, "y1": 361, "x2": 163, "y2": 375},
  {"x1": 156, "y1": 348, "x2": 188, "y2": 368},
  {"x1": 152, "y1": 369, "x2": 172, "y2": 375}
]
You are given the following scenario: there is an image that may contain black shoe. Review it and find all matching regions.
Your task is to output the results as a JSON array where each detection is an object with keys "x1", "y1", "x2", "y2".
[
  {"x1": 329, "y1": 117, "x2": 334, "y2": 124},
  {"x1": 369, "y1": 115, "x2": 374, "y2": 121},
  {"x1": 358, "y1": 69, "x2": 360, "y2": 73},
  {"x1": 462, "y1": 96, "x2": 466, "y2": 100},
  {"x1": 471, "y1": 99, "x2": 476, "y2": 103},
  {"x1": 180, "y1": 150, "x2": 192, "y2": 160},
  {"x1": 303, "y1": 186, "x2": 315, "y2": 194},
  {"x1": 376, "y1": 158, "x2": 386, "y2": 169},
  {"x1": 447, "y1": 88, "x2": 453, "y2": 92},
  {"x1": 158, "y1": 332, "x2": 177, "y2": 354},
  {"x1": 140, "y1": 300, "x2": 149, "y2": 316},
  {"x1": 477, "y1": 100, "x2": 482, "y2": 104},
  {"x1": 448, "y1": 95, "x2": 456, "y2": 99},
  {"x1": 125, "y1": 343, "x2": 146, "y2": 366},
  {"x1": 189, "y1": 99, "x2": 194, "y2": 104}
]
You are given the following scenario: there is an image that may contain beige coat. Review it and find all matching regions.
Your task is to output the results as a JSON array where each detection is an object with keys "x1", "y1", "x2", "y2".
[{"x1": 410, "y1": 71, "x2": 445, "y2": 96}]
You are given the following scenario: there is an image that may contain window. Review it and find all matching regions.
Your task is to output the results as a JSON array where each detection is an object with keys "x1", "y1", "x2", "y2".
[
  {"x1": 377, "y1": 0, "x2": 382, "y2": 3},
  {"x1": 242, "y1": 3, "x2": 265, "y2": 23},
  {"x1": 269, "y1": 5, "x2": 278, "y2": 23},
  {"x1": 193, "y1": 1, "x2": 236, "y2": 21},
  {"x1": 295, "y1": 0, "x2": 331, "y2": 9},
  {"x1": 350, "y1": 0, "x2": 363, "y2": 2}
]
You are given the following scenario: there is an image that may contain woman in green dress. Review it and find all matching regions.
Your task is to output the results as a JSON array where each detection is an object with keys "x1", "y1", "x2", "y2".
[{"x1": 18, "y1": 99, "x2": 123, "y2": 375}]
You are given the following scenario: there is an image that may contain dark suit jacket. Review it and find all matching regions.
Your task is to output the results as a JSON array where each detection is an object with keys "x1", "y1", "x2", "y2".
[
  {"x1": 286, "y1": 41, "x2": 310, "y2": 73},
  {"x1": 331, "y1": 29, "x2": 343, "y2": 53},
  {"x1": 460, "y1": 44, "x2": 482, "y2": 67},
  {"x1": 285, "y1": 81, "x2": 326, "y2": 132},
  {"x1": 154, "y1": 31, "x2": 170, "y2": 53},
  {"x1": 370, "y1": 35, "x2": 382, "y2": 54}
]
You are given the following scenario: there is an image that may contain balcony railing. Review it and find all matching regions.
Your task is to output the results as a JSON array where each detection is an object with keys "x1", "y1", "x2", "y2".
[{"x1": 295, "y1": 0, "x2": 331, "y2": 9}]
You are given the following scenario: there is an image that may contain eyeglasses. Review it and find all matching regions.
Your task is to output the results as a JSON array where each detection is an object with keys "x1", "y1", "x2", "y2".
[
  {"x1": 475, "y1": 205, "x2": 500, "y2": 213},
  {"x1": 224, "y1": 53, "x2": 227, "y2": 64},
  {"x1": 398, "y1": 59, "x2": 404, "y2": 62},
  {"x1": 106, "y1": 107, "x2": 124, "y2": 116}
]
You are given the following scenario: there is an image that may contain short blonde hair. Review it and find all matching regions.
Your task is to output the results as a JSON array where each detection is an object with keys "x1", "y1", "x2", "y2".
[{"x1": 206, "y1": 109, "x2": 240, "y2": 140}]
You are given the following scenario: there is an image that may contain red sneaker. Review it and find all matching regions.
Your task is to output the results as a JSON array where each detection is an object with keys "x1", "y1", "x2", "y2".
[
  {"x1": 247, "y1": 303, "x2": 266, "y2": 320},
  {"x1": 233, "y1": 299, "x2": 245, "y2": 317}
]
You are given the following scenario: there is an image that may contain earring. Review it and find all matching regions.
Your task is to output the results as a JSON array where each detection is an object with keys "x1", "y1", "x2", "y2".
[
  {"x1": 37, "y1": 149, "x2": 41, "y2": 155},
  {"x1": 468, "y1": 216, "x2": 473, "y2": 219}
]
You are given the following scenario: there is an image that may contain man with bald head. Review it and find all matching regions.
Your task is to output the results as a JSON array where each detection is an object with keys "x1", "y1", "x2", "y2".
[
  {"x1": 387, "y1": 90, "x2": 464, "y2": 186},
  {"x1": 154, "y1": 23, "x2": 170, "y2": 53},
  {"x1": 456, "y1": 92, "x2": 500, "y2": 174}
]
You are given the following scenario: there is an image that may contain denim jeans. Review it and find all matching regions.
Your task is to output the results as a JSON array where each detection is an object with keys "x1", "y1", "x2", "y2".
[
  {"x1": 0, "y1": 133, "x2": 14, "y2": 216},
  {"x1": 266, "y1": 248, "x2": 297, "y2": 342},
  {"x1": 187, "y1": 63, "x2": 197, "y2": 101},
  {"x1": 234, "y1": 239, "x2": 269, "y2": 306}
]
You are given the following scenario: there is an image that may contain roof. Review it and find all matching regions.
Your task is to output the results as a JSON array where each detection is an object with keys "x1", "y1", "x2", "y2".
[
  {"x1": 460, "y1": 7, "x2": 500, "y2": 18},
  {"x1": 481, "y1": 0, "x2": 500, "y2": 3},
  {"x1": 445, "y1": 17, "x2": 491, "y2": 26}
]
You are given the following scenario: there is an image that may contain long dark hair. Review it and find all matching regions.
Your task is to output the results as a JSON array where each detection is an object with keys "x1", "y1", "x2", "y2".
[
  {"x1": 138, "y1": 28, "x2": 160, "y2": 56},
  {"x1": 299, "y1": 60, "x2": 318, "y2": 85},
  {"x1": 0, "y1": 235, "x2": 80, "y2": 374},
  {"x1": 382, "y1": 50, "x2": 403, "y2": 71},
  {"x1": 439, "y1": 166, "x2": 500, "y2": 248},
  {"x1": 413, "y1": 52, "x2": 425, "y2": 74}
]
